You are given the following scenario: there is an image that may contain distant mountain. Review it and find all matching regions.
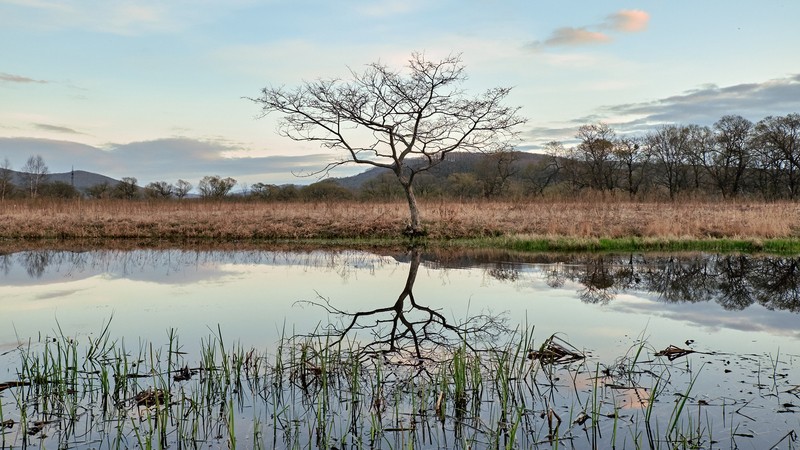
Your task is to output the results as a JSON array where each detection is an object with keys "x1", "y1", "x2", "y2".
[
  {"x1": 9, "y1": 169, "x2": 121, "y2": 192},
  {"x1": 334, "y1": 151, "x2": 547, "y2": 189}
]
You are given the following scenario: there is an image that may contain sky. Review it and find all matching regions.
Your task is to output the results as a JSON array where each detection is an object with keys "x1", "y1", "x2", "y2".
[{"x1": 1, "y1": 0, "x2": 799, "y2": 187}]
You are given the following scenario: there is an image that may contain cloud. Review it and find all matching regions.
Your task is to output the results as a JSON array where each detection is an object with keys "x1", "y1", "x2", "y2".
[
  {"x1": 527, "y1": 9, "x2": 649, "y2": 50},
  {"x1": 354, "y1": 0, "x2": 424, "y2": 18},
  {"x1": 520, "y1": 74, "x2": 800, "y2": 149},
  {"x1": 0, "y1": 0, "x2": 252, "y2": 35},
  {"x1": 600, "y1": 73, "x2": 800, "y2": 128},
  {"x1": 0, "y1": 72, "x2": 47, "y2": 84},
  {"x1": 0, "y1": 137, "x2": 360, "y2": 185},
  {"x1": 543, "y1": 27, "x2": 611, "y2": 46},
  {"x1": 603, "y1": 10, "x2": 649, "y2": 32},
  {"x1": 33, "y1": 123, "x2": 83, "y2": 134}
]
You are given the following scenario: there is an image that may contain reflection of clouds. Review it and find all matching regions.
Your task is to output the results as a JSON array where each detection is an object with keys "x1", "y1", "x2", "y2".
[
  {"x1": 4, "y1": 249, "x2": 800, "y2": 357},
  {"x1": 32, "y1": 288, "x2": 85, "y2": 301},
  {"x1": 608, "y1": 293, "x2": 800, "y2": 340},
  {"x1": 1, "y1": 249, "x2": 396, "y2": 287}
]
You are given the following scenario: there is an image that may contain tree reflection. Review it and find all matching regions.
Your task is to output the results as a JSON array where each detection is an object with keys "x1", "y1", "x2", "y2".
[
  {"x1": 640, "y1": 255, "x2": 718, "y2": 304},
  {"x1": 484, "y1": 253, "x2": 800, "y2": 312},
  {"x1": 578, "y1": 256, "x2": 616, "y2": 304},
  {"x1": 5, "y1": 248, "x2": 800, "y2": 315},
  {"x1": 303, "y1": 248, "x2": 507, "y2": 362},
  {"x1": 749, "y1": 257, "x2": 800, "y2": 312},
  {"x1": 20, "y1": 250, "x2": 53, "y2": 278},
  {"x1": 716, "y1": 255, "x2": 757, "y2": 310},
  {"x1": 0, "y1": 252, "x2": 11, "y2": 276}
]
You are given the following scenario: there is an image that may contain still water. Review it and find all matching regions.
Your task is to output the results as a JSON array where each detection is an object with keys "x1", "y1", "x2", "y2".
[
  {"x1": 1, "y1": 248, "x2": 799, "y2": 449},
  {"x1": 2, "y1": 249, "x2": 798, "y2": 356}
]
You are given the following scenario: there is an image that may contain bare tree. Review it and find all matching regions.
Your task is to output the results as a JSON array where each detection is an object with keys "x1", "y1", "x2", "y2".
[
  {"x1": 613, "y1": 136, "x2": 649, "y2": 199},
  {"x1": 645, "y1": 125, "x2": 693, "y2": 200},
  {"x1": 754, "y1": 114, "x2": 800, "y2": 199},
  {"x1": 0, "y1": 157, "x2": 14, "y2": 200},
  {"x1": 520, "y1": 141, "x2": 564, "y2": 196},
  {"x1": 574, "y1": 123, "x2": 618, "y2": 193},
  {"x1": 22, "y1": 154, "x2": 48, "y2": 198},
  {"x1": 174, "y1": 179, "x2": 193, "y2": 199},
  {"x1": 681, "y1": 125, "x2": 715, "y2": 192},
  {"x1": 198, "y1": 175, "x2": 236, "y2": 198},
  {"x1": 474, "y1": 149, "x2": 518, "y2": 198},
  {"x1": 113, "y1": 177, "x2": 139, "y2": 199},
  {"x1": 145, "y1": 181, "x2": 174, "y2": 199},
  {"x1": 251, "y1": 53, "x2": 525, "y2": 235},
  {"x1": 85, "y1": 182, "x2": 110, "y2": 199},
  {"x1": 249, "y1": 182, "x2": 276, "y2": 199},
  {"x1": 689, "y1": 115, "x2": 755, "y2": 198}
]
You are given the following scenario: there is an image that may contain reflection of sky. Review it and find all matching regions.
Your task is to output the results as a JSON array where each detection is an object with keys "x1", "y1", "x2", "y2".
[{"x1": 1, "y1": 250, "x2": 799, "y2": 363}]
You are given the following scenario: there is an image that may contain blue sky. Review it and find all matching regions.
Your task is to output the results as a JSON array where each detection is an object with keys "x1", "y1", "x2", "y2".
[{"x1": 1, "y1": 0, "x2": 799, "y2": 186}]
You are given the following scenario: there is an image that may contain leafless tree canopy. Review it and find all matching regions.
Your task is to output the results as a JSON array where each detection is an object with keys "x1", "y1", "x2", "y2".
[
  {"x1": 251, "y1": 53, "x2": 525, "y2": 233},
  {"x1": 174, "y1": 179, "x2": 193, "y2": 199},
  {"x1": 21, "y1": 154, "x2": 48, "y2": 198},
  {"x1": 301, "y1": 249, "x2": 507, "y2": 363},
  {"x1": 0, "y1": 157, "x2": 13, "y2": 200},
  {"x1": 198, "y1": 175, "x2": 236, "y2": 198}
]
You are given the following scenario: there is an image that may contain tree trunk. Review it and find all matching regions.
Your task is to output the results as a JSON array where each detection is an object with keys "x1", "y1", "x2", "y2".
[{"x1": 401, "y1": 181, "x2": 426, "y2": 237}]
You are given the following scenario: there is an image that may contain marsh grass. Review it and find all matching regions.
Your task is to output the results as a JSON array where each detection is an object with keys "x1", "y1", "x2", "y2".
[
  {"x1": 2, "y1": 199, "x2": 800, "y2": 251},
  {"x1": 0, "y1": 324, "x2": 796, "y2": 450}
]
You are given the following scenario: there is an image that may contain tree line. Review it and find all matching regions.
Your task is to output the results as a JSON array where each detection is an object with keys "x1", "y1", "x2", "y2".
[
  {"x1": 1, "y1": 112, "x2": 797, "y2": 202},
  {"x1": 349, "y1": 112, "x2": 799, "y2": 202},
  {"x1": 542, "y1": 113, "x2": 800, "y2": 200}
]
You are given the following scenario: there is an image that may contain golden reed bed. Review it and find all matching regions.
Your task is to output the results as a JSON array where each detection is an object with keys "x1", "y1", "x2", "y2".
[{"x1": 1, "y1": 199, "x2": 798, "y2": 241}]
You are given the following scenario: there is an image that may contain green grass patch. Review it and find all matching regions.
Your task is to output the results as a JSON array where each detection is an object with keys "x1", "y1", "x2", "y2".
[
  {"x1": 3, "y1": 235, "x2": 800, "y2": 255},
  {"x1": 447, "y1": 236, "x2": 800, "y2": 254}
]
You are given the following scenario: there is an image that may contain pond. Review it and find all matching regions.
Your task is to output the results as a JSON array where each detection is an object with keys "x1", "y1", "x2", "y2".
[{"x1": 1, "y1": 248, "x2": 799, "y2": 449}]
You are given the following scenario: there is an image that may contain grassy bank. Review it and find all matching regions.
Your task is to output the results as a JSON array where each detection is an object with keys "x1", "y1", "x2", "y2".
[{"x1": 2, "y1": 198, "x2": 800, "y2": 252}]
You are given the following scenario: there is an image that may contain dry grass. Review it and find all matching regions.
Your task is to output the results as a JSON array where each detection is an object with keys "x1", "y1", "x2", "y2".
[{"x1": 1, "y1": 198, "x2": 799, "y2": 242}]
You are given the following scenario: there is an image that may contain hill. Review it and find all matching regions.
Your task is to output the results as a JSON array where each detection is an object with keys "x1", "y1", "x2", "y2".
[
  {"x1": 9, "y1": 169, "x2": 121, "y2": 192},
  {"x1": 334, "y1": 151, "x2": 547, "y2": 189}
]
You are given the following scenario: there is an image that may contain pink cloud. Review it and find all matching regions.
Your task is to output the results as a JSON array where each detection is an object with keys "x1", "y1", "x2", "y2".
[
  {"x1": 605, "y1": 9, "x2": 650, "y2": 32},
  {"x1": 544, "y1": 27, "x2": 611, "y2": 46},
  {"x1": 0, "y1": 72, "x2": 47, "y2": 84}
]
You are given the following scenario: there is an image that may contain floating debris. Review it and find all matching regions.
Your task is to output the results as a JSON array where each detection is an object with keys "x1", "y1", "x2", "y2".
[
  {"x1": 655, "y1": 345, "x2": 696, "y2": 361},
  {"x1": 134, "y1": 388, "x2": 170, "y2": 407},
  {"x1": 173, "y1": 365, "x2": 193, "y2": 382},
  {"x1": 0, "y1": 380, "x2": 30, "y2": 391},
  {"x1": 27, "y1": 420, "x2": 53, "y2": 436},
  {"x1": 573, "y1": 411, "x2": 589, "y2": 426},
  {"x1": 528, "y1": 335, "x2": 585, "y2": 364}
]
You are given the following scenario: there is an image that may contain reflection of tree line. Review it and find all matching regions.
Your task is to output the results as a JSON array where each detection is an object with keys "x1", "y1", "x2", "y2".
[
  {"x1": 486, "y1": 254, "x2": 800, "y2": 312},
  {"x1": 6, "y1": 249, "x2": 799, "y2": 314}
]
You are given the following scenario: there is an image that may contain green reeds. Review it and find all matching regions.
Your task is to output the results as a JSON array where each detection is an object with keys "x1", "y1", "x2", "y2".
[
  {"x1": 667, "y1": 364, "x2": 703, "y2": 445},
  {"x1": 0, "y1": 321, "x2": 792, "y2": 450}
]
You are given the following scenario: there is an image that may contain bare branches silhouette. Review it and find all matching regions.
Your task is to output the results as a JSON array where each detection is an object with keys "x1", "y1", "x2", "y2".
[{"x1": 300, "y1": 248, "x2": 507, "y2": 363}]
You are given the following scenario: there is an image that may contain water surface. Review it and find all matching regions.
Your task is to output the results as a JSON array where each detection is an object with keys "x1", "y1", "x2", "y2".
[
  {"x1": 2, "y1": 249, "x2": 798, "y2": 356},
  {"x1": 1, "y1": 248, "x2": 798, "y2": 449}
]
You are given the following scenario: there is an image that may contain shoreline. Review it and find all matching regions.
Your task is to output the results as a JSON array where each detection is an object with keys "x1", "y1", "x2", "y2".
[{"x1": 2, "y1": 199, "x2": 800, "y2": 253}]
